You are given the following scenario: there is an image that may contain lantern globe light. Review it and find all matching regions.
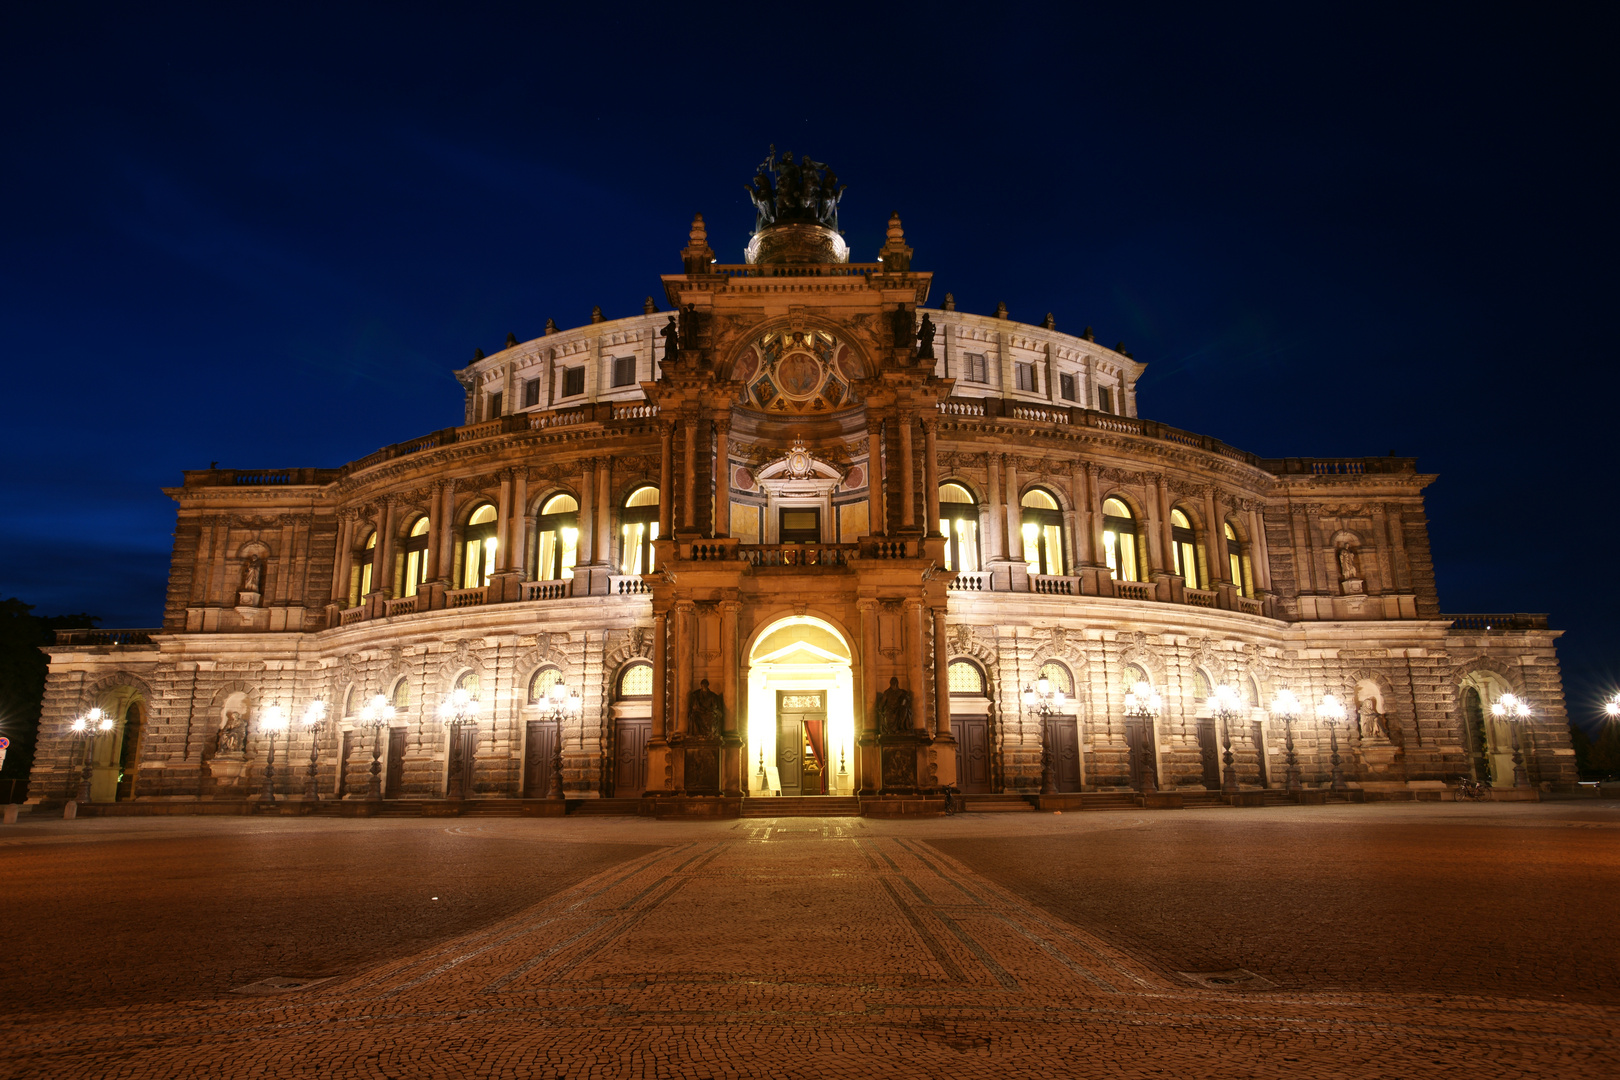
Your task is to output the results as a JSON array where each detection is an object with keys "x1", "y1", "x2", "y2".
[
  {"x1": 261, "y1": 704, "x2": 288, "y2": 732},
  {"x1": 70, "y1": 716, "x2": 88, "y2": 734},
  {"x1": 1319, "y1": 693, "x2": 1347, "y2": 722},
  {"x1": 1021, "y1": 686, "x2": 1036, "y2": 707},
  {"x1": 1271, "y1": 688, "x2": 1301, "y2": 720},
  {"x1": 1605, "y1": 694, "x2": 1620, "y2": 718},
  {"x1": 302, "y1": 699, "x2": 327, "y2": 727},
  {"x1": 1036, "y1": 675, "x2": 1051, "y2": 697}
]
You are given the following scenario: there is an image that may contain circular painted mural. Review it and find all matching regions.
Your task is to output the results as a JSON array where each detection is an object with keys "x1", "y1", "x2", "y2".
[{"x1": 742, "y1": 330, "x2": 859, "y2": 415}]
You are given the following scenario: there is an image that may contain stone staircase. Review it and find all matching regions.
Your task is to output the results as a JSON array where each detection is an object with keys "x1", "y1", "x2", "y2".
[
  {"x1": 741, "y1": 796, "x2": 862, "y2": 817},
  {"x1": 958, "y1": 793, "x2": 1037, "y2": 813}
]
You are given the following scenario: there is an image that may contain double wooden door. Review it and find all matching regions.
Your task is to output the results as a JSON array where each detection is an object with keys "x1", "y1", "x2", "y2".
[
  {"x1": 523, "y1": 720, "x2": 560, "y2": 797},
  {"x1": 1196, "y1": 718, "x2": 1222, "y2": 788},
  {"x1": 956, "y1": 716, "x2": 992, "y2": 793},
  {"x1": 1124, "y1": 718, "x2": 1155, "y2": 790},
  {"x1": 777, "y1": 691, "x2": 825, "y2": 796},
  {"x1": 614, "y1": 717, "x2": 649, "y2": 796},
  {"x1": 1043, "y1": 717, "x2": 1081, "y2": 792},
  {"x1": 384, "y1": 727, "x2": 407, "y2": 797}
]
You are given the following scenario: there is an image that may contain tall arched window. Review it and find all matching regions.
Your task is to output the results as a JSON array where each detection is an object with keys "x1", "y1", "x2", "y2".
[
  {"x1": 1170, "y1": 508, "x2": 1201, "y2": 588},
  {"x1": 1193, "y1": 669, "x2": 1212, "y2": 702},
  {"x1": 357, "y1": 531, "x2": 376, "y2": 602},
  {"x1": 391, "y1": 677, "x2": 410, "y2": 709},
  {"x1": 535, "y1": 494, "x2": 579, "y2": 581},
  {"x1": 620, "y1": 486, "x2": 660, "y2": 575},
  {"x1": 461, "y1": 505, "x2": 498, "y2": 588},
  {"x1": 401, "y1": 517, "x2": 431, "y2": 597},
  {"x1": 1021, "y1": 488, "x2": 1065, "y2": 576},
  {"x1": 1102, "y1": 498, "x2": 1141, "y2": 582},
  {"x1": 1225, "y1": 521, "x2": 1252, "y2": 597},
  {"x1": 939, "y1": 483, "x2": 980, "y2": 572},
  {"x1": 1038, "y1": 661, "x2": 1073, "y2": 699},
  {"x1": 455, "y1": 670, "x2": 480, "y2": 695}
]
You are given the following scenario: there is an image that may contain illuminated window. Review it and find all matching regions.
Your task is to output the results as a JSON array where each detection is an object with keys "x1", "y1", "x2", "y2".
[
  {"x1": 536, "y1": 493, "x2": 579, "y2": 581},
  {"x1": 1059, "y1": 373, "x2": 1077, "y2": 401},
  {"x1": 939, "y1": 483, "x2": 979, "y2": 573},
  {"x1": 357, "y1": 532, "x2": 376, "y2": 602},
  {"x1": 402, "y1": 516, "x2": 431, "y2": 597},
  {"x1": 947, "y1": 660, "x2": 985, "y2": 695},
  {"x1": 456, "y1": 670, "x2": 480, "y2": 694},
  {"x1": 344, "y1": 685, "x2": 358, "y2": 717},
  {"x1": 1225, "y1": 521, "x2": 1252, "y2": 598},
  {"x1": 620, "y1": 486, "x2": 660, "y2": 575},
  {"x1": 1102, "y1": 498, "x2": 1140, "y2": 582},
  {"x1": 528, "y1": 666, "x2": 562, "y2": 704},
  {"x1": 1038, "y1": 661, "x2": 1072, "y2": 696},
  {"x1": 1171, "y1": 508, "x2": 1200, "y2": 588},
  {"x1": 462, "y1": 504, "x2": 498, "y2": 588},
  {"x1": 1020, "y1": 488, "x2": 1064, "y2": 576},
  {"x1": 392, "y1": 678, "x2": 410, "y2": 709},
  {"x1": 1194, "y1": 670, "x2": 1212, "y2": 702},
  {"x1": 618, "y1": 663, "x2": 653, "y2": 699}
]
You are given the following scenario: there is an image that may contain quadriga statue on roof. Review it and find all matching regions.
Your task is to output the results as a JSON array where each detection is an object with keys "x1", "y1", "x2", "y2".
[{"x1": 744, "y1": 146, "x2": 847, "y2": 233}]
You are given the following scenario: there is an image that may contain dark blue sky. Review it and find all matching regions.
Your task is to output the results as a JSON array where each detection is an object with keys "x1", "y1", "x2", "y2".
[{"x1": 2, "y1": 4, "x2": 1615, "y2": 723}]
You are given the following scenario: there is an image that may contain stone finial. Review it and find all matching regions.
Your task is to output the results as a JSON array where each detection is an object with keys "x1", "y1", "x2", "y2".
[
  {"x1": 994, "y1": 301, "x2": 1008, "y2": 320},
  {"x1": 1115, "y1": 341, "x2": 1132, "y2": 358},
  {"x1": 1042, "y1": 313, "x2": 1055, "y2": 330},
  {"x1": 644, "y1": 296, "x2": 658, "y2": 314},
  {"x1": 682, "y1": 213, "x2": 716, "y2": 274},
  {"x1": 545, "y1": 318, "x2": 559, "y2": 335},
  {"x1": 886, "y1": 212, "x2": 904, "y2": 241},
  {"x1": 591, "y1": 306, "x2": 605, "y2": 324},
  {"x1": 943, "y1": 293, "x2": 956, "y2": 312},
  {"x1": 472, "y1": 347, "x2": 486, "y2": 362},
  {"x1": 690, "y1": 213, "x2": 708, "y2": 244},
  {"x1": 505, "y1": 332, "x2": 518, "y2": 348},
  {"x1": 877, "y1": 211, "x2": 914, "y2": 271},
  {"x1": 1082, "y1": 325, "x2": 1095, "y2": 342}
]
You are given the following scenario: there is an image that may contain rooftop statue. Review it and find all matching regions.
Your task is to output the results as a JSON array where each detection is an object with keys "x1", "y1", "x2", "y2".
[{"x1": 746, "y1": 145, "x2": 846, "y2": 233}]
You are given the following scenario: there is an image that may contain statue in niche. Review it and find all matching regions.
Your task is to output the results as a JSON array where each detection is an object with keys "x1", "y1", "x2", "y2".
[
  {"x1": 890, "y1": 306, "x2": 916, "y2": 351},
  {"x1": 661, "y1": 315, "x2": 679, "y2": 362},
  {"x1": 1359, "y1": 698, "x2": 1402, "y2": 749},
  {"x1": 214, "y1": 709, "x2": 248, "y2": 756},
  {"x1": 917, "y1": 313, "x2": 936, "y2": 360},
  {"x1": 1337, "y1": 546, "x2": 1360, "y2": 582},
  {"x1": 240, "y1": 555, "x2": 262, "y2": 594},
  {"x1": 688, "y1": 678, "x2": 723, "y2": 739},
  {"x1": 875, "y1": 676, "x2": 914, "y2": 735}
]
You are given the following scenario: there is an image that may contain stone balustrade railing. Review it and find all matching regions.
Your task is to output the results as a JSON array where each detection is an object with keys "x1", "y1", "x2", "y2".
[
  {"x1": 522, "y1": 581, "x2": 568, "y2": 601},
  {"x1": 1446, "y1": 613, "x2": 1550, "y2": 631},
  {"x1": 52, "y1": 628, "x2": 159, "y2": 646},
  {"x1": 445, "y1": 587, "x2": 487, "y2": 609},
  {"x1": 1184, "y1": 587, "x2": 1218, "y2": 609},
  {"x1": 739, "y1": 543, "x2": 857, "y2": 568},
  {"x1": 948, "y1": 571, "x2": 992, "y2": 591},
  {"x1": 1233, "y1": 595, "x2": 1264, "y2": 616},
  {"x1": 384, "y1": 596, "x2": 419, "y2": 617},
  {"x1": 608, "y1": 575, "x2": 651, "y2": 595},
  {"x1": 1114, "y1": 580, "x2": 1155, "y2": 602},
  {"x1": 709, "y1": 262, "x2": 885, "y2": 278},
  {"x1": 339, "y1": 606, "x2": 365, "y2": 626},
  {"x1": 1030, "y1": 574, "x2": 1081, "y2": 595}
]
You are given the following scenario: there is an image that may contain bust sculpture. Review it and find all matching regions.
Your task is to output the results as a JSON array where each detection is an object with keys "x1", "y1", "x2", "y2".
[{"x1": 875, "y1": 676, "x2": 913, "y2": 735}]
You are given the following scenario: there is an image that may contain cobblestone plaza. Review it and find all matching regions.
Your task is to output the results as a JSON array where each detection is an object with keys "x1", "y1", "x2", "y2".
[{"x1": 3, "y1": 802, "x2": 1615, "y2": 1078}]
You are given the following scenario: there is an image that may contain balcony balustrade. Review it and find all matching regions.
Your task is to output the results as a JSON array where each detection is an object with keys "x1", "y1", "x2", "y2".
[
  {"x1": 522, "y1": 581, "x2": 569, "y2": 601},
  {"x1": 52, "y1": 628, "x2": 158, "y2": 646},
  {"x1": 1184, "y1": 587, "x2": 1218, "y2": 609},
  {"x1": 949, "y1": 571, "x2": 992, "y2": 592},
  {"x1": 445, "y1": 587, "x2": 487, "y2": 609}
]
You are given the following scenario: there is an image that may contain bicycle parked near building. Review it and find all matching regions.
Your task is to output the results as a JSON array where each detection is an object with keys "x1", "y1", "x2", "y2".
[{"x1": 1454, "y1": 775, "x2": 1491, "y2": 800}]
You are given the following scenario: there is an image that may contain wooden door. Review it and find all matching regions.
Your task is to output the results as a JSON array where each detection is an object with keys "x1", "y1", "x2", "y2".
[
  {"x1": 777, "y1": 692, "x2": 825, "y2": 796},
  {"x1": 1196, "y1": 718, "x2": 1221, "y2": 788},
  {"x1": 385, "y1": 727, "x2": 407, "y2": 797},
  {"x1": 524, "y1": 720, "x2": 559, "y2": 797},
  {"x1": 1044, "y1": 717, "x2": 1081, "y2": 792},
  {"x1": 1124, "y1": 718, "x2": 1151, "y2": 790},
  {"x1": 777, "y1": 716, "x2": 803, "y2": 796},
  {"x1": 956, "y1": 716, "x2": 992, "y2": 793},
  {"x1": 613, "y1": 718, "x2": 649, "y2": 796},
  {"x1": 452, "y1": 725, "x2": 478, "y2": 795},
  {"x1": 1250, "y1": 721, "x2": 1270, "y2": 787}
]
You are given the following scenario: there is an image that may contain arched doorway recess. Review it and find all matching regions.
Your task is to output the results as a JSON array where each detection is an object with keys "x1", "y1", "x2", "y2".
[{"x1": 745, "y1": 616, "x2": 856, "y2": 796}]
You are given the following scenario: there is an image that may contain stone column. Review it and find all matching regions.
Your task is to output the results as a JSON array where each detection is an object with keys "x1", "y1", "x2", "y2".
[
  {"x1": 423, "y1": 485, "x2": 442, "y2": 585},
  {"x1": 1249, "y1": 505, "x2": 1273, "y2": 593},
  {"x1": 922, "y1": 418, "x2": 941, "y2": 536},
  {"x1": 596, "y1": 456, "x2": 612, "y2": 566},
  {"x1": 1142, "y1": 474, "x2": 1165, "y2": 575},
  {"x1": 1003, "y1": 456, "x2": 1021, "y2": 561},
  {"x1": 437, "y1": 482, "x2": 457, "y2": 582},
  {"x1": 857, "y1": 599, "x2": 881, "y2": 794},
  {"x1": 898, "y1": 409, "x2": 916, "y2": 529},
  {"x1": 865, "y1": 417, "x2": 885, "y2": 536},
  {"x1": 672, "y1": 603, "x2": 693, "y2": 736},
  {"x1": 1072, "y1": 463, "x2": 1095, "y2": 565},
  {"x1": 1205, "y1": 487, "x2": 1228, "y2": 583},
  {"x1": 984, "y1": 453, "x2": 1003, "y2": 560},
  {"x1": 907, "y1": 599, "x2": 928, "y2": 733},
  {"x1": 658, "y1": 421, "x2": 674, "y2": 536},
  {"x1": 496, "y1": 470, "x2": 513, "y2": 570},
  {"x1": 578, "y1": 459, "x2": 596, "y2": 565},
  {"x1": 933, "y1": 607, "x2": 952, "y2": 737},
  {"x1": 683, "y1": 419, "x2": 698, "y2": 531},
  {"x1": 332, "y1": 513, "x2": 354, "y2": 604},
  {"x1": 510, "y1": 472, "x2": 528, "y2": 579},
  {"x1": 372, "y1": 500, "x2": 394, "y2": 597},
  {"x1": 1156, "y1": 475, "x2": 1175, "y2": 574},
  {"x1": 720, "y1": 599, "x2": 742, "y2": 796},
  {"x1": 650, "y1": 611, "x2": 667, "y2": 740},
  {"x1": 713, "y1": 419, "x2": 730, "y2": 537}
]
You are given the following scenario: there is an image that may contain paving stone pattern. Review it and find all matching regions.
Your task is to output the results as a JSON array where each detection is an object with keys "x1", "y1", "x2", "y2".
[{"x1": 1, "y1": 806, "x2": 1615, "y2": 1078}]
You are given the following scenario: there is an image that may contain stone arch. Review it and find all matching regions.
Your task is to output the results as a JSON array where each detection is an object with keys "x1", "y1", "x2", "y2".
[
  {"x1": 529, "y1": 485, "x2": 581, "y2": 516},
  {"x1": 234, "y1": 539, "x2": 271, "y2": 561},
  {"x1": 1018, "y1": 479, "x2": 1074, "y2": 512},
  {"x1": 436, "y1": 639, "x2": 488, "y2": 698},
  {"x1": 721, "y1": 315, "x2": 877, "y2": 386}
]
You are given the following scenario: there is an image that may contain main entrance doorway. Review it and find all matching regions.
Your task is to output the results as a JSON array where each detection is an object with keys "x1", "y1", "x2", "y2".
[{"x1": 746, "y1": 615, "x2": 854, "y2": 797}]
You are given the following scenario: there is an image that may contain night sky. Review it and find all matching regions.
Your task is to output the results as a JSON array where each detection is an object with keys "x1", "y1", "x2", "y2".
[{"x1": 2, "y1": 6, "x2": 1615, "y2": 725}]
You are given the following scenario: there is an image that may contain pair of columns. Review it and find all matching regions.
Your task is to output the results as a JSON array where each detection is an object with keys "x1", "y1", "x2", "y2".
[
  {"x1": 648, "y1": 600, "x2": 741, "y2": 741},
  {"x1": 658, "y1": 417, "x2": 728, "y2": 536},
  {"x1": 866, "y1": 411, "x2": 940, "y2": 537}
]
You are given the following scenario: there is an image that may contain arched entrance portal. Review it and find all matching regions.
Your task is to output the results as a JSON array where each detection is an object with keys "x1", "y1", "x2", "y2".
[{"x1": 746, "y1": 616, "x2": 856, "y2": 796}]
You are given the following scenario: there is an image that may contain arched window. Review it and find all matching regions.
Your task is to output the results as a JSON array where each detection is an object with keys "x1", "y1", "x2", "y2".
[
  {"x1": 620, "y1": 486, "x2": 660, "y2": 575},
  {"x1": 357, "y1": 531, "x2": 376, "y2": 602},
  {"x1": 617, "y1": 662, "x2": 653, "y2": 699},
  {"x1": 939, "y1": 483, "x2": 980, "y2": 572},
  {"x1": 402, "y1": 517, "x2": 431, "y2": 597},
  {"x1": 1124, "y1": 663, "x2": 1148, "y2": 685},
  {"x1": 1020, "y1": 488, "x2": 1065, "y2": 576},
  {"x1": 1171, "y1": 508, "x2": 1201, "y2": 588},
  {"x1": 1193, "y1": 669, "x2": 1212, "y2": 702},
  {"x1": 947, "y1": 659, "x2": 985, "y2": 695},
  {"x1": 1102, "y1": 498, "x2": 1141, "y2": 582},
  {"x1": 343, "y1": 685, "x2": 358, "y2": 717},
  {"x1": 536, "y1": 494, "x2": 579, "y2": 581},
  {"x1": 528, "y1": 665, "x2": 563, "y2": 704},
  {"x1": 462, "y1": 504, "x2": 498, "y2": 588},
  {"x1": 455, "y1": 670, "x2": 480, "y2": 694},
  {"x1": 1038, "y1": 661, "x2": 1073, "y2": 697},
  {"x1": 391, "y1": 678, "x2": 410, "y2": 709},
  {"x1": 1225, "y1": 521, "x2": 1252, "y2": 598},
  {"x1": 1247, "y1": 675, "x2": 1262, "y2": 708}
]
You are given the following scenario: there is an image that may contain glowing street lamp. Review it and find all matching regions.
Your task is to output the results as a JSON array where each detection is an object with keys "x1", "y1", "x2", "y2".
[
  {"x1": 1271, "y1": 688, "x2": 1303, "y2": 792},
  {"x1": 1605, "y1": 693, "x2": 1620, "y2": 719},
  {"x1": 1209, "y1": 684, "x2": 1246, "y2": 793},
  {"x1": 542, "y1": 682, "x2": 582, "y2": 801},
  {"x1": 358, "y1": 694, "x2": 396, "y2": 801},
  {"x1": 1490, "y1": 692, "x2": 1533, "y2": 788},
  {"x1": 1319, "y1": 693, "x2": 1349, "y2": 791},
  {"x1": 438, "y1": 688, "x2": 482, "y2": 800},
  {"x1": 1122, "y1": 681, "x2": 1162, "y2": 793},
  {"x1": 1023, "y1": 676, "x2": 1067, "y2": 795},
  {"x1": 67, "y1": 708, "x2": 115, "y2": 805},
  {"x1": 300, "y1": 699, "x2": 328, "y2": 802},
  {"x1": 258, "y1": 704, "x2": 289, "y2": 802}
]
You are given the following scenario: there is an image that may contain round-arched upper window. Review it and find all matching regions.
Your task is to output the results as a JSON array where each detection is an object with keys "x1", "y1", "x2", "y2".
[{"x1": 542, "y1": 493, "x2": 578, "y2": 515}]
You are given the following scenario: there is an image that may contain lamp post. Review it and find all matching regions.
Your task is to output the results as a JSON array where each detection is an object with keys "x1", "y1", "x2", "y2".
[
  {"x1": 1122, "y1": 680, "x2": 1162, "y2": 793},
  {"x1": 1271, "y1": 688, "x2": 1303, "y2": 792},
  {"x1": 1319, "y1": 693, "x2": 1348, "y2": 791},
  {"x1": 358, "y1": 694, "x2": 396, "y2": 800},
  {"x1": 1490, "y1": 692, "x2": 1533, "y2": 789},
  {"x1": 300, "y1": 700, "x2": 328, "y2": 802},
  {"x1": 67, "y1": 708, "x2": 114, "y2": 805},
  {"x1": 438, "y1": 688, "x2": 482, "y2": 800},
  {"x1": 1210, "y1": 684, "x2": 1245, "y2": 793},
  {"x1": 542, "y1": 682, "x2": 581, "y2": 801},
  {"x1": 1022, "y1": 675, "x2": 1066, "y2": 794},
  {"x1": 259, "y1": 704, "x2": 289, "y2": 802}
]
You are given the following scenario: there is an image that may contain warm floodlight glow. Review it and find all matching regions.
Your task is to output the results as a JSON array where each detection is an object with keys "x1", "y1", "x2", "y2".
[
  {"x1": 260, "y1": 704, "x2": 288, "y2": 733},
  {"x1": 302, "y1": 699, "x2": 327, "y2": 727},
  {"x1": 1271, "y1": 688, "x2": 1301, "y2": 720},
  {"x1": 1319, "y1": 694, "x2": 1347, "y2": 723},
  {"x1": 1491, "y1": 693, "x2": 1531, "y2": 720}
]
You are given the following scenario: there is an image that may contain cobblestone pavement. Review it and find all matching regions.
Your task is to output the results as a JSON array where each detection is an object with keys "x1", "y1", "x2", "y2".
[{"x1": 1, "y1": 803, "x2": 1615, "y2": 1079}]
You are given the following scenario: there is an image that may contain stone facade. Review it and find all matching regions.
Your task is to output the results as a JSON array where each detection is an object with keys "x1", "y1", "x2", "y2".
[{"x1": 28, "y1": 201, "x2": 1573, "y2": 811}]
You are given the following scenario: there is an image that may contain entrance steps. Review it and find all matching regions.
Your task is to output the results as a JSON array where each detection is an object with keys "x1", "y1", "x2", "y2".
[
  {"x1": 959, "y1": 793, "x2": 1036, "y2": 813},
  {"x1": 741, "y1": 796, "x2": 861, "y2": 817}
]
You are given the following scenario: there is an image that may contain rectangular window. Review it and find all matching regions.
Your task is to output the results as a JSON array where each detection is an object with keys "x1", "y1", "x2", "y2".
[
  {"x1": 963, "y1": 353, "x2": 988, "y2": 383},
  {"x1": 1059, "y1": 373, "x2": 1077, "y2": 401},
  {"x1": 611, "y1": 356, "x2": 636, "y2": 387},
  {"x1": 1098, "y1": 386, "x2": 1114, "y2": 414},
  {"x1": 488, "y1": 391, "x2": 503, "y2": 419},
  {"x1": 562, "y1": 366, "x2": 585, "y2": 398},
  {"x1": 523, "y1": 377, "x2": 541, "y2": 408},
  {"x1": 1014, "y1": 361, "x2": 1037, "y2": 392}
]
